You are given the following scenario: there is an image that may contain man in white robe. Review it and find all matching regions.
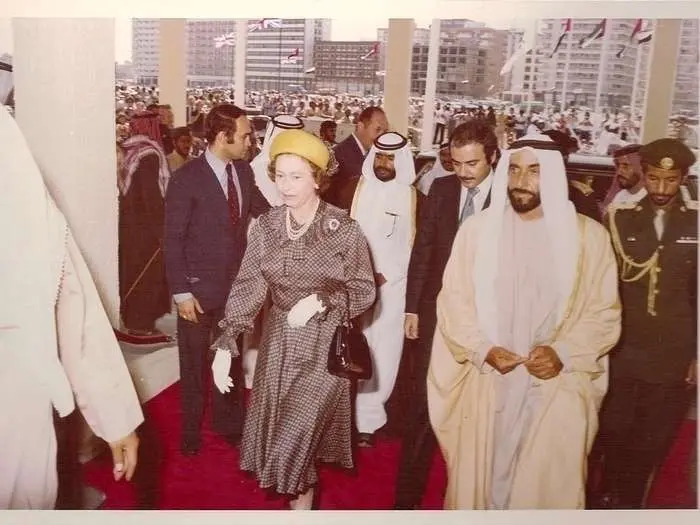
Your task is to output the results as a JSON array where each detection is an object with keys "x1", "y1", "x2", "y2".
[
  {"x1": 427, "y1": 133, "x2": 622, "y2": 509},
  {"x1": 350, "y1": 132, "x2": 417, "y2": 446},
  {"x1": 0, "y1": 106, "x2": 144, "y2": 509}
]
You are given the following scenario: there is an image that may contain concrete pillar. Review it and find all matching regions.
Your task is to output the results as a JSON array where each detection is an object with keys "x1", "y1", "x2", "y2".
[
  {"x1": 419, "y1": 19, "x2": 441, "y2": 153},
  {"x1": 384, "y1": 19, "x2": 414, "y2": 136},
  {"x1": 13, "y1": 18, "x2": 120, "y2": 327},
  {"x1": 13, "y1": 18, "x2": 121, "y2": 462},
  {"x1": 640, "y1": 19, "x2": 682, "y2": 144},
  {"x1": 234, "y1": 19, "x2": 248, "y2": 107},
  {"x1": 159, "y1": 19, "x2": 187, "y2": 127}
]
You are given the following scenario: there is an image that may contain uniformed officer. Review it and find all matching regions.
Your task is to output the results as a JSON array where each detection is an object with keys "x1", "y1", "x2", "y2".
[{"x1": 591, "y1": 138, "x2": 698, "y2": 509}]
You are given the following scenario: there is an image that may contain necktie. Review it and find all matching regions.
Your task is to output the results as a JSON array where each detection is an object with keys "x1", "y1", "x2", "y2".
[
  {"x1": 459, "y1": 187, "x2": 479, "y2": 224},
  {"x1": 653, "y1": 209, "x2": 666, "y2": 241},
  {"x1": 226, "y1": 163, "x2": 240, "y2": 226}
]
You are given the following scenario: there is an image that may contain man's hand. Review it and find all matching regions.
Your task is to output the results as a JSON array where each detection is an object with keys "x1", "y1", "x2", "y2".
[
  {"x1": 485, "y1": 346, "x2": 526, "y2": 375},
  {"x1": 375, "y1": 273, "x2": 387, "y2": 287},
  {"x1": 177, "y1": 297, "x2": 204, "y2": 324},
  {"x1": 524, "y1": 345, "x2": 563, "y2": 380},
  {"x1": 108, "y1": 431, "x2": 139, "y2": 482},
  {"x1": 686, "y1": 359, "x2": 697, "y2": 387},
  {"x1": 404, "y1": 313, "x2": 419, "y2": 340}
]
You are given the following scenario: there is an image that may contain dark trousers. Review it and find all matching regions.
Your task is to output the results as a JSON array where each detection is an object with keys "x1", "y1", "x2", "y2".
[
  {"x1": 593, "y1": 374, "x2": 692, "y2": 508},
  {"x1": 177, "y1": 307, "x2": 245, "y2": 443},
  {"x1": 433, "y1": 123, "x2": 446, "y2": 145},
  {"x1": 394, "y1": 305, "x2": 438, "y2": 509}
]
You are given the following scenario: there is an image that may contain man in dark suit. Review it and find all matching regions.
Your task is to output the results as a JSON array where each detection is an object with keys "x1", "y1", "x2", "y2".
[
  {"x1": 164, "y1": 104, "x2": 270, "y2": 456},
  {"x1": 323, "y1": 106, "x2": 388, "y2": 210},
  {"x1": 393, "y1": 120, "x2": 498, "y2": 509},
  {"x1": 591, "y1": 138, "x2": 697, "y2": 509}
]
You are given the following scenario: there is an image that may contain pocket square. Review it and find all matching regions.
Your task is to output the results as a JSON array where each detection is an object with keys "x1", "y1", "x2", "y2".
[{"x1": 186, "y1": 276, "x2": 201, "y2": 284}]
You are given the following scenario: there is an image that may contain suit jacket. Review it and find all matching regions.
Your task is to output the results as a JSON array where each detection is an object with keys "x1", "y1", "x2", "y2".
[
  {"x1": 164, "y1": 154, "x2": 270, "y2": 312},
  {"x1": 324, "y1": 134, "x2": 365, "y2": 209},
  {"x1": 607, "y1": 196, "x2": 697, "y2": 385},
  {"x1": 405, "y1": 174, "x2": 491, "y2": 317}
]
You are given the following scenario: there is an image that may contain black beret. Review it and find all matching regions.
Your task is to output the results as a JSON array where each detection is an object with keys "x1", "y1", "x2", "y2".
[
  {"x1": 639, "y1": 138, "x2": 696, "y2": 171},
  {"x1": 612, "y1": 143, "x2": 642, "y2": 158}
]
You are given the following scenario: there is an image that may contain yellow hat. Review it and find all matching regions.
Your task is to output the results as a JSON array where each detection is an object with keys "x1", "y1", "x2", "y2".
[{"x1": 269, "y1": 129, "x2": 330, "y2": 171}]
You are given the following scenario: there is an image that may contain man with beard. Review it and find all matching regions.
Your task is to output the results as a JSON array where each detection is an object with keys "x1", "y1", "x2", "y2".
[
  {"x1": 592, "y1": 138, "x2": 697, "y2": 509},
  {"x1": 167, "y1": 127, "x2": 195, "y2": 172},
  {"x1": 427, "y1": 134, "x2": 621, "y2": 509},
  {"x1": 351, "y1": 132, "x2": 418, "y2": 448},
  {"x1": 600, "y1": 145, "x2": 645, "y2": 211},
  {"x1": 395, "y1": 120, "x2": 497, "y2": 509}
]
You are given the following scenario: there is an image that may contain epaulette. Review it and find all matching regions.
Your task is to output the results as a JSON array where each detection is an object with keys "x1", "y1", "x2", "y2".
[
  {"x1": 569, "y1": 180, "x2": 594, "y2": 197},
  {"x1": 606, "y1": 201, "x2": 639, "y2": 217}
]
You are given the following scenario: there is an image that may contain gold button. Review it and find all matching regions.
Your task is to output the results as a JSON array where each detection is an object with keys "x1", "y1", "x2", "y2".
[
  {"x1": 658, "y1": 245, "x2": 664, "y2": 251},
  {"x1": 654, "y1": 289, "x2": 660, "y2": 295},
  {"x1": 656, "y1": 267, "x2": 662, "y2": 273}
]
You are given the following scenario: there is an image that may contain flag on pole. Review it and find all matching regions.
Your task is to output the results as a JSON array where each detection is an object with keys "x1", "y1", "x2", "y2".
[
  {"x1": 500, "y1": 31, "x2": 534, "y2": 76},
  {"x1": 214, "y1": 32, "x2": 235, "y2": 48},
  {"x1": 615, "y1": 19, "x2": 653, "y2": 58},
  {"x1": 360, "y1": 43, "x2": 379, "y2": 60},
  {"x1": 280, "y1": 48, "x2": 300, "y2": 65},
  {"x1": 248, "y1": 18, "x2": 282, "y2": 32},
  {"x1": 549, "y1": 18, "x2": 572, "y2": 58},
  {"x1": 579, "y1": 19, "x2": 606, "y2": 49}
]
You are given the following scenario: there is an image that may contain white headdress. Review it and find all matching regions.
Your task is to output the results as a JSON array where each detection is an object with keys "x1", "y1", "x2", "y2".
[
  {"x1": 416, "y1": 149, "x2": 454, "y2": 196},
  {"x1": 250, "y1": 114, "x2": 304, "y2": 206},
  {"x1": 472, "y1": 133, "x2": 579, "y2": 339}
]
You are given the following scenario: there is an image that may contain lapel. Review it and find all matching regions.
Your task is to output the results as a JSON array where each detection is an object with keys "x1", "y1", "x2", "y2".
[
  {"x1": 445, "y1": 175, "x2": 461, "y2": 232},
  {"x1": 233, "y1": 160, "x2": 250, "y2": 219},
  {"x1": 482, "y1": 186, "x2": 492, "y2": 210},
  {"x1": 659, "y1": 197, "x2": 688, "y2": 245},
  {"x1": 198, "y1": 154, "x2": 231, "y2": 229}
]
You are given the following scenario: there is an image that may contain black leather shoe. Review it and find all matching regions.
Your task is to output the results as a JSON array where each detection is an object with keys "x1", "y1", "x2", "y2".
[
  {"x1": 181, "y1": 437, "x2": 201, "y2": 456},
  {"x1": 357, "y1": 432, "x2": 375, "y2": 448}
]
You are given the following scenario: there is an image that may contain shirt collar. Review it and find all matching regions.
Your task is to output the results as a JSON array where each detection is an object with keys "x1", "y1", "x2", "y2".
[{"x1": 205, "y1": 147, "x2": 229, "y2": 179}]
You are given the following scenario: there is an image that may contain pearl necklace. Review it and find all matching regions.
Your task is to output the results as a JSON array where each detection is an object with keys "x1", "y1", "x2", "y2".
[{"x1": 285, "y1": 199, "x2": 320, "y2": 241}]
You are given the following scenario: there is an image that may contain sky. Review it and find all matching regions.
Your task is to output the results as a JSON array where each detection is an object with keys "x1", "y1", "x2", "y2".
[{"x1": 0, "y1": 17, "x2": 520, "y2": 62}]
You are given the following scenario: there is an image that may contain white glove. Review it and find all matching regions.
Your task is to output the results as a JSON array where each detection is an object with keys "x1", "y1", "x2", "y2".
[
  {"x1": 212, "y1": 350, "x2": 233, "y2": 394},
  {"x1": 287, "y1": 294, "x2": 326, "y2": 328}
]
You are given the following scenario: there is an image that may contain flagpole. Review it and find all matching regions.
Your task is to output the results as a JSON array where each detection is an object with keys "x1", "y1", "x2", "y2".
[
  {"x1": 525, "y1": 19, "x2": 538, "y2": 114},
  {"x1": 420, "y1": 19, "x2": 441, "y2": 153},
  {"x1": 594, "y1": 20, "x2": 610, "y2": 115},
  {"x1": 277, "y1": 21, "x2": 283, "y2": 92},
  {"x1": 561, "y1": 22, "x2": 572, "y2": 112},
  {"x1": 630, "y1": 35, "x2": 644, "y2": 121},
  {"x1": 234, "y1": 20, "x2": 248, "y2": 107}
]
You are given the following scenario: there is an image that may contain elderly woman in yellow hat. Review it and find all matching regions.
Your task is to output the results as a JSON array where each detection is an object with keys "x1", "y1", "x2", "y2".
[{"x1": 211, "y1": 129, "x2": 376, "y2": 510}]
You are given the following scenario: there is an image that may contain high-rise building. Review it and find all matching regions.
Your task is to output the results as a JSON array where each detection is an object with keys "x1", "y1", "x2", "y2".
[
  {"x1": 512, "y1": 18, "x2": 699, "y2": 113},
  {"x1": 312, "y1": 41, "x2": 381, "y2": 95},
  {"x1": 131, "y1": 18, "x2": 331, "y2": 89},
  {"x1": 408, "y1": 23, "x2": 509, "y2": 99}
]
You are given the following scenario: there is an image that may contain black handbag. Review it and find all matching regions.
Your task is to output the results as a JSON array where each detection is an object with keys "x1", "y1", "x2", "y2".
[{"x1": 327, "y1": 291, "x2": 372, "y2": 380}]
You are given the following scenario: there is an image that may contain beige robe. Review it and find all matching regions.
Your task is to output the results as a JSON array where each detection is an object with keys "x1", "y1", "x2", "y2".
[
  {"x1": 427, "y1": 212, "x2": 621, "y2": 510},
  {"x1": 0, "y1": 233, "x2": 144, "y2": 509}
]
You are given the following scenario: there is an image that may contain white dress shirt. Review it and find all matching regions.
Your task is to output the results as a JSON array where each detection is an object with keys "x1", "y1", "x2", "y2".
[{"x1": 458, "y1": 171, "x2": 494, "y2": 219}]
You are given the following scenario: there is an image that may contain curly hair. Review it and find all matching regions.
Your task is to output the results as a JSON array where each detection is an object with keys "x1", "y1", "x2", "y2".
[{"x1": 267, "y1": 154, "x2": 333, "y2": 194}]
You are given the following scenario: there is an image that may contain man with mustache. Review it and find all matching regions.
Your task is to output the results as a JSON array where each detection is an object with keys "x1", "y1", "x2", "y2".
[
  {"x1": 351, "y1": 132, "x2": 418, "y2": 449},
  {"x1": 427, "y1": 134, "x2": 621, "y2": 509},
  {"x1": 599, "y1": 145, "x2": 645, "y2": 215},
  {"x1": 592, "y1": 138, "x2": 697, "y2": 509}
]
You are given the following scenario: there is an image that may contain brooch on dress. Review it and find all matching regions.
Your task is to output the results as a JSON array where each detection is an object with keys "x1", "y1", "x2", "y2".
[{"x1": 328, "y1": 218, "x2": 340, "y2": 231}]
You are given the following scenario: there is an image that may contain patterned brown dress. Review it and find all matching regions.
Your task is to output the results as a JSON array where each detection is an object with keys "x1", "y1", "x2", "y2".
[{"x1": 214, "y1": 200, "x2": 376, "y2": 496}]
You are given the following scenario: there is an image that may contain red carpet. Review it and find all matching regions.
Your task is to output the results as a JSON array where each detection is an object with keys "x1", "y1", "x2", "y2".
[{"x1": 81, "y1": 382, "x2": 696, "y2": 510}]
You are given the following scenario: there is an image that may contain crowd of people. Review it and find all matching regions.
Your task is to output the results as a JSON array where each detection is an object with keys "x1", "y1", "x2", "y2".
[{"x1": 2, "y1": 80, "x2": 697, "y2": 511}]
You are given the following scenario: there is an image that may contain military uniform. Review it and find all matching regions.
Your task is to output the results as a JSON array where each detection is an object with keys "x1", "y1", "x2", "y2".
[{"x1": 593, "y1": 139, "x2": 697, "y2": 509}]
